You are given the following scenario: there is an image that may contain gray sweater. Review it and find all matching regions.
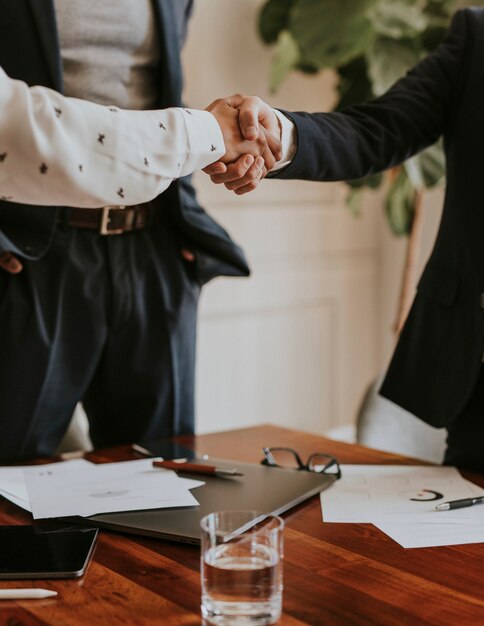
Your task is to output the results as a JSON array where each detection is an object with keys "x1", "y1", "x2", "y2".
[{"x1": 54, "y1": 0, "x2": 160, "y2": 110}]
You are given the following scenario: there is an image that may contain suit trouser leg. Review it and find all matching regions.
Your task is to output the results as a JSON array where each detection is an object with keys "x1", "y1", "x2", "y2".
[
  {"x1": 82, "y1": 220, "x2": 200, "y2": 447},
  {"x1": 444, "y1": 364, "x2": 484, "y2": 473},
  {"x1": 0, "y1": 220, "x2": 199, "y2": 462},
  {"x1": 0, "y1": 226, "x2": 108, "y2": 462}
]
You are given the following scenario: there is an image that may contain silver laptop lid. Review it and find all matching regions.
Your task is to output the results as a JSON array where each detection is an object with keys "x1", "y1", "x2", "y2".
[{"x1": 86, "y1": 458, "x2": 336, "y2": 544}]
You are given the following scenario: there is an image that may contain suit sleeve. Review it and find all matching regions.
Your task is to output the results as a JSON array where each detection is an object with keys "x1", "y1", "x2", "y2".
[
  {"x1": 0, "y1": 67, "x2": 224, "y2": 208},
  {"x1": 272, "y1": 9, "x2": 468, "y2": 182}
]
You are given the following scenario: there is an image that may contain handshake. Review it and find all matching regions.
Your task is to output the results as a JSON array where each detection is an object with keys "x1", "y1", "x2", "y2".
[{"x1": 203, "y1": 94, "x2": 281, "y2": 195}]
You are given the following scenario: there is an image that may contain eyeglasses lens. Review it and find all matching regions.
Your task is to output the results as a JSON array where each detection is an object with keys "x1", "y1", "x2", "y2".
[
  {"x1": 308, "y1": 454, "x2": 336, "y2": 473},
  {"x1": 269, "y1": 449, "x2": 300, "y2": 469}
]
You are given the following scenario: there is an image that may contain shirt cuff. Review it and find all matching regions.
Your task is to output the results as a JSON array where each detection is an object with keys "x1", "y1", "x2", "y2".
[
  {"x1": 179, "y1": 109, "x2": 225, "y2": 177},
  {"x1": 272, "y1": 109, "x2": 297, "y2": 171}
]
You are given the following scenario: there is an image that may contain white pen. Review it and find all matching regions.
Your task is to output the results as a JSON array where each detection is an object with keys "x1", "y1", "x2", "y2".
[{"x1": 0, "y1": 589, "x2": 57, "y2": 600}]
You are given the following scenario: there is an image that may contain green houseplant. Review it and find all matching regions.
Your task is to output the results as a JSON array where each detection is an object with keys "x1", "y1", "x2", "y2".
[{"x1": 258, "y1": 0, "x2": 482, "y2": 328}]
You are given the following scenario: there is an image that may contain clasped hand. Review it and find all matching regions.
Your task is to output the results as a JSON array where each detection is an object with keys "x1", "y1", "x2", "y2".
[{"x1": 204, "y1": 94, "x2": 280, "y2": 195}]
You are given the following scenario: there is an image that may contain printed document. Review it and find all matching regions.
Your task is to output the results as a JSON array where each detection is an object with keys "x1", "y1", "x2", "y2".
[
  {"x1": 321, "y1": 465, "x2": 484, "y2": 524},
  {"x1": 0, "y1": 459, "x2": 93, "y2": 512},
  {"x1": 320, "y1": 465, "x2": 484, "y2": 547},
  {"x1": 23, "y1": 458, "x2": 200, "y2": 519}
]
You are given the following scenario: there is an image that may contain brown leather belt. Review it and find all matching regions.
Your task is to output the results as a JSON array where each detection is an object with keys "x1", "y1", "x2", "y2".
[{"x1": 61, "y1": 204, "x2": 151, "y2": 235}]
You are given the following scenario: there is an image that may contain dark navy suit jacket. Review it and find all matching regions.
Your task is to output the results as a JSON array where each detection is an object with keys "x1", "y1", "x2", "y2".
[
  {"x1": 0, "y1": 0, "x2": 249, "y2": 285},
  {"x1": 274, "y1": 8, "x2": 484, "y2": 427}
]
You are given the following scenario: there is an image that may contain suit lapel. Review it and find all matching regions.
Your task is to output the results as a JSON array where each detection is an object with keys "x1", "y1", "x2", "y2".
[
  {"x1": 152, "y1": 0, "x2": 183, "y2": 106},
  {"x1": 26, "y1": 0, "x2": 63, "y2": 91}
]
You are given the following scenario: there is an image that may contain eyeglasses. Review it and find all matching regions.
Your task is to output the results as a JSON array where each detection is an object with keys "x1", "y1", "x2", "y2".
[{"x1": 261, "y1": 447, "x2": 342, "y2": 479}]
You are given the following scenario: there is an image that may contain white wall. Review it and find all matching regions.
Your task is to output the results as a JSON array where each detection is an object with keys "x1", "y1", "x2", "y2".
[{"x1": 183, "y1": 0, "x2": 442, "y2": 436}]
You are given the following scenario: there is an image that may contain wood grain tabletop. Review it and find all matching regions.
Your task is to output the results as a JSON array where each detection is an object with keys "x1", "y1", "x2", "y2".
[{"x1": 1, "y1": 425, "x2": 483, "y2": 626}]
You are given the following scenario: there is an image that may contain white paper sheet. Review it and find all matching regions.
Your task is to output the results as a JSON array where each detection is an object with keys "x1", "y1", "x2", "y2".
[
  {"x1": 0, "y1": 459, "x2": 94, "y2": 512},
  {"x1": 374, "y1": 521, "x2": 484, "y2": 548},
  {"x1": 179, "y1": 477, "x2": 205, "y2": 490},
  {"x1": 24, "y1": 458, "x2": 200, "y2": 519},
  {"x1": 320, "y1": 465, "x2": 484, "y2": 524}
]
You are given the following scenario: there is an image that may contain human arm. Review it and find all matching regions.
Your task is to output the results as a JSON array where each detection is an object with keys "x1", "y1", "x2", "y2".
[
  {"x1": 0, "y1": 66, "x2": 228, "y2": 208},
  {"x1": 0, "y1": 66, "x2": 282, "y2": 273},
  {"x1": 264, "y1": 10, "x2": 468, "y2": 183},
  {"x1": 208, "y1": 9, "x2": 468, "y2": 191}
]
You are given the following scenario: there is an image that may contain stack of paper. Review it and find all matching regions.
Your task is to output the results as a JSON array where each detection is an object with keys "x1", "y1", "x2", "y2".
[
  {"x1": 0, "y1": 458, "x2": 203, "y2": 519},
  {"x1": 320, "y1": 465, "x2": 484, "y2": 548},
  {"x1": 0, "y1": 459, "x2": 93, "y2": 512}
]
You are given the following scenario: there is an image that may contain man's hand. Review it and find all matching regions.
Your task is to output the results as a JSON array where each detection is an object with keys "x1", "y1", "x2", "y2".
[
  {"x1": 0, "y1": 252, "x2": 22, "y2": 273},
  {"x1": 205, "y1": 95, "x2": 281, "y2": 195},
  {"x1": 204, "y1": 94, "x2": 281, "y2": 195}
]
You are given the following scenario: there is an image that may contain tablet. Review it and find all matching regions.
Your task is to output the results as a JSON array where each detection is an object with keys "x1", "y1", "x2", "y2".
[{"x1": 0, "y1": 526, "x2": 98, "y2": 579}]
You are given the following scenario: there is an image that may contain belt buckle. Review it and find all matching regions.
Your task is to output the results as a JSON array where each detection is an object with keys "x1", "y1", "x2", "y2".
[{"x1": 100, "y1": 205, "x2": 125, "y2": 235}]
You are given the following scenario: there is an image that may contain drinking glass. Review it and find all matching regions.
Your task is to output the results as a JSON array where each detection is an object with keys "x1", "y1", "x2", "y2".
[{"x1": 200, "y1": 510, "x2": 284, "y2": 625}]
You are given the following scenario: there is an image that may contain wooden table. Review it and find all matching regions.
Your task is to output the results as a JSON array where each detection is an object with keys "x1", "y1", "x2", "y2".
[{"x1": 1, "y1": 425, "x2": 484, "y2": 625}]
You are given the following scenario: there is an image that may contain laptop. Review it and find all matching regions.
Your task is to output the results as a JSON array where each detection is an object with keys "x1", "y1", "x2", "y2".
[{"x1": 83, "y1": 458, "x2": 336, "y2": 545}]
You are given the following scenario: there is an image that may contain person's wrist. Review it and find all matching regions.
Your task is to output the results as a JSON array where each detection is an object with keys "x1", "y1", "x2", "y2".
[{"x1": 272, "y1": 109, "x2": 296, "y2": 168}]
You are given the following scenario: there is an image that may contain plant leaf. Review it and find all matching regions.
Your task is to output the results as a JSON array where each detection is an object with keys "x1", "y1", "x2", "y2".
[
  {"x1": 385, "y1": 169, "x2": 416, "y2": 236},
  {"x1": 296, "y1": 60, "x2": 319, "y2": 74},
  {"x1": 404, "y1": 141, "x2": 445, "y2": 189},
  {"x1": 336, "y1": 56, "x2": 374, "y2": 110},
  {"x1": 420, "y1": 24, "x2": 449, "y2": 52},
  {"x1": 346, "y1": 187, "x2": 363, "y2": 216},
  {"x1": 290, "y1": 0, "x2": 377, "y2": 69},
  {"x1": 368, "y1": 0, "x2": 428, "y2": 40},
  {"x1": 270, "y1": 30, "x2": 301, "y2": 93},
  {"x1": 366, "y1": 36, "x2": 420, "y2": 96},
  {"x1": 258, "y1": 0, "x2": 294, "y2": 44},
  {"x1": 346, "y1": 172, "x2": 383, "y2": 189}
]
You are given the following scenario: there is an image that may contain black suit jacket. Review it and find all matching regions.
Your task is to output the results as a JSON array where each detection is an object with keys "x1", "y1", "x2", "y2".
[
  {"x1": 0, "y1": 0, "x2": 250, "y2": 285},
  {"x1": 273, "y1": 8, "x2": 484, "y2": 428}
]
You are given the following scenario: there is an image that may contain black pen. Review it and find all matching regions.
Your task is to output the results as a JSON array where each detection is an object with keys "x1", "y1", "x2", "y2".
[{"x1": 435, "y1": 496, "x2": 484, "y2": 511}]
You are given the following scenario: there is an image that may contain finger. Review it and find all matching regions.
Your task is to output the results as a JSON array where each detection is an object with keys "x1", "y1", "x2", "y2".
[
  {"x1": 203, "y1": 161, "x2": 227, "y2": 175},
  {"x1": 0, "y1": 252, "x2": 23, "y2": 274},
  {"x1": 210, "y1": 155, "x2": 254, "y2": 185},
  {"x1": 265, "y1": 131, "x2": 282, "y2": 164},
  {"x1": 261, "y1": 144, "x2": 277, "y2": 173},
  {"x1": 238, "y1": 96, "x2": 263, "y2": 141},
  {"x1": 224, "y1": 156, "x2": 264, "y2": 192},
  {"x1": 259, "y1": 107, "x2": 280, "y2": 138},
  {"x1": 233, "y1": 164, "x2": 265, "y2": 195},
  {"x1": 222, "y1": 93, "x2": 245, "y2": 109},
  {"x1": 181, "y1": 248, "x2": 195, "y2": 262}
]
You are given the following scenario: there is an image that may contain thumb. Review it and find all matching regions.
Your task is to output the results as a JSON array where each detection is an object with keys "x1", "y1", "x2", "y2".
[
  {"x1": 238, "y1": 96, "x2": 265, "y2": 141},
  {"x1": 238, "y1": 97, "x2": 278, "y2": 142}
]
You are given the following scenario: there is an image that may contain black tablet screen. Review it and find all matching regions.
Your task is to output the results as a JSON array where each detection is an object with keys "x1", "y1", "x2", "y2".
[{"x1": 0, "y1": 526, "x2": 98, "y2": 579}]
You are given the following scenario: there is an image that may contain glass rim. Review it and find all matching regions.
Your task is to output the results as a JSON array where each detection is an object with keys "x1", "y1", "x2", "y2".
[{"x1": 200, "y1": 509, "x2": 284, "y2": 534}]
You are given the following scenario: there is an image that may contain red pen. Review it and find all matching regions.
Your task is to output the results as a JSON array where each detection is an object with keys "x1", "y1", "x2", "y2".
[{"x1": 152, "y1": 460, "x2": 243, "y2": 477}]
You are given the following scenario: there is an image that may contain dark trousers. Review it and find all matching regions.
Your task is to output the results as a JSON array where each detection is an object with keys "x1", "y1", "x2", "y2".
[
  {"x1": 444, "y1": 364, "x2": 484, "y2": 473},
  {"x1": 0, "y1": 214, "x2": 200, "y2": 462}
]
